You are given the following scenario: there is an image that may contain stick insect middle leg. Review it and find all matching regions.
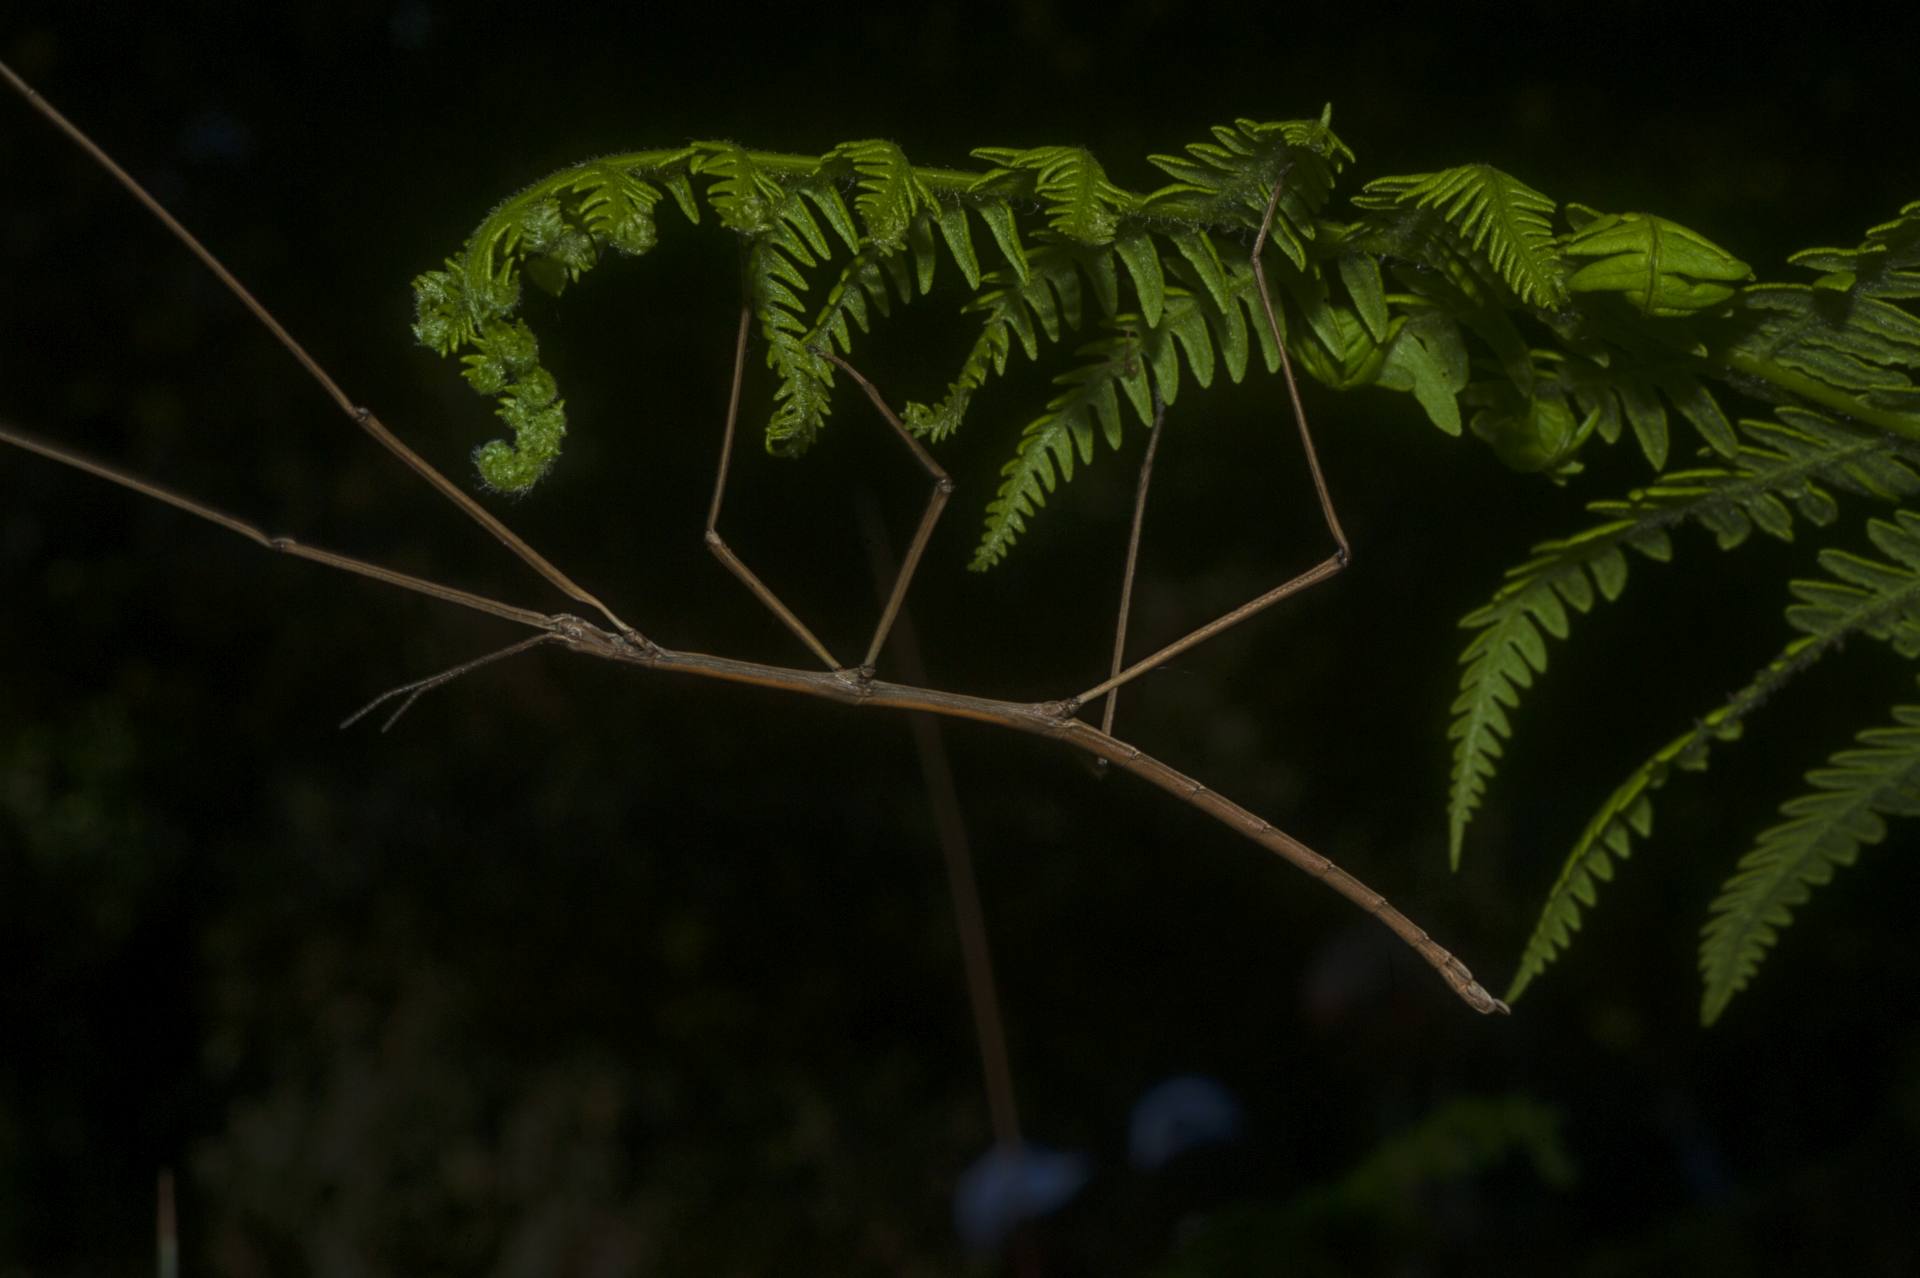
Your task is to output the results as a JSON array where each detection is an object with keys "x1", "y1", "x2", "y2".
[
  {"x1": 701, "y1": 301, "x2": 954, "y2": 679},
  {"x1": 1073, "y1": 177, "x2": 1351, "y2": 718}
]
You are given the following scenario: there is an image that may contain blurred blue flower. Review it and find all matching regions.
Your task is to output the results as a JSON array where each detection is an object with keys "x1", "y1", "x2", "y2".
[
  {"x1": 953, "y1": 1142, "x2": 1092, "y2": 1253},
  {"x1": 1128, "y1": 1074, "x2": 1245, "y2": 1171}
]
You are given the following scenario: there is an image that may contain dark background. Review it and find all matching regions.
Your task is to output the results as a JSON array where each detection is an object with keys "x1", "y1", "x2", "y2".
[{"x1": 2, "y1": 2, "x2": 1917, "y2": 1273}]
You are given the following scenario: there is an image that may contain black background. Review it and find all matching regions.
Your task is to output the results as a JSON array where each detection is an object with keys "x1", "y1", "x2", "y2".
[{"x1": 3, "y1": 2, "x2": 1918, "y2": 1273}]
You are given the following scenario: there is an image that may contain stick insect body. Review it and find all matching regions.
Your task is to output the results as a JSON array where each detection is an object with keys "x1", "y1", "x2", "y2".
[{"x1": 0, "y1": 61, "x2": 1509, "y2": 1017}]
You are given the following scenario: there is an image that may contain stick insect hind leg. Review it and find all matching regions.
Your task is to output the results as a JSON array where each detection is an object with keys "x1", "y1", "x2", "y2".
[{"x1": 1071, "y1": 177, "x2": 1351, "y2": 722}]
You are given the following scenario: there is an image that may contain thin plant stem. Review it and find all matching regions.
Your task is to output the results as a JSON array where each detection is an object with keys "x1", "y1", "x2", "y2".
[{"x1": 857, "y1": 494, "x2": 1024, "y2": 1149}]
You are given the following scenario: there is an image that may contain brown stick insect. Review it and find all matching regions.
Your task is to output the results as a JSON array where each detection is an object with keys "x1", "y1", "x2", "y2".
[{"x1": 0, "y1": 60, "x2": 1508, "y2": 1019}]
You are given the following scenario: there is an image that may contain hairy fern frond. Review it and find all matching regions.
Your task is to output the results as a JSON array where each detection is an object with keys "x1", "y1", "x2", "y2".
[
  {"x1": 1353, "y1": 165, "x2": 1568, "y2": 310},
  {"x1": 1700, "y1": 697, "x2": 1920, "y2": 1024},
  {"x1": 1507, "y1": 509, "x2": 1920, "y2": 1003}
]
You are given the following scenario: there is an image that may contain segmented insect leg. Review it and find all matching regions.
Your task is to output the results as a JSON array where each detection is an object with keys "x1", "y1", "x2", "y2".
[
  {"x1": 1097, "y1": 389, "x2": 1167, "y2": 746},
  {"x1": 1069, "y1": 178, "x2": 1350, "y2": 711},
  {"x1": 703, "y1": 303, "x2": 843, "y2": 670},
  {"x1": 820, "y1": 350, "x2": 955, "y2": 675}
]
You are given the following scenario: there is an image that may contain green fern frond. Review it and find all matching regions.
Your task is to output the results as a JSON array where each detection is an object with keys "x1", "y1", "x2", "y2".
[
  {"x1": 1451, "y1": 409, "x2": 1920, "y2": 870},
  {"x1": 1165, "y1": 241, "x2": 1281, "y2": 383},
  {"x1": 1721, "y1": 278, "x2": 1920, "y2": 438},
  {"x1": 1507, "y1": 509, "x2": 1920, "y2": 1002},
  {"x1": 1448, "y1": 522, "x2": 1662, "y2": 872},
  {"x1": 1337, "y1": 248, "x2": 1390, "y2": 342},
  {"x1": 903, "y1": 246, "x2": 1088, "y2": 441},
  {"x1": 824, "y1": 139, "x2": 930, "y2": 252},
  {"x1": 803, "y1": 247, "x2": 909, "y2": 357},
  {"x1": 971, "y1": 145, "x2": 1133, "y2": 246},
  {"x1": 1784, "y1": 199, "x2": 1920, "y2": 300},
  {"x1": 1114, "y1": 228, "x2": 1167, "y2": 326},
  {"x1": 973, "y1": 292, "x2": 1216, "y2": 569},
  {"x1": 1259, "y1": 240, "x2": 1392, "y2": 393},
  {"x1": 1354, "y1": 165, "x2": 1568, "y2": 310},
  {"x1": 1466, "y1": 340, "x2": 1741, "y2": 475},
  {"x1": 1144, "y1": 110, "x2": 1352, "y2": 269},
  {"x1": 689, "y1": 142, "x2": 792, "y2": 237},
  {"x1": 1568, "y1": 354, "x2": 1743, "y2": 469},
  {"x1": 689, "y1": 147, "x2": 861, "y2": 455},
  {"x1": 1462, "y1": 351, "x2": 1604, "y2": 478},
  {"x1": 961, "y1": 230, "x2": 1296, "y2": 567},
  {"x1": 411, "y1": 149, "x2": 700, "y2": 490},
  {"x1": 1700, "y1": 699, "x2": 1920, "y2": 1025}
]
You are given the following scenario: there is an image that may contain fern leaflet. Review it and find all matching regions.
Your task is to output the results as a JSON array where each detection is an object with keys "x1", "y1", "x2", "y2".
[
  {"x1": 1700, "y1": 698, "x2": 1920, "y2": 1024},
  {"x1": 1449, "y1": 409, "x2": 1920, "y2": 868},
  {"x1": 1353, "y1": 165, "x2": 1568, "y2": 310},
  {"x1": 1506, "y1": 509, "x2": 1920, "y2": 1003},
  {"x1": 974, "y1": 290, "x2": 1216, "y2": 569},
  {"x1": 971, "y1": 145, "x2": 1133, "y2": 246}
]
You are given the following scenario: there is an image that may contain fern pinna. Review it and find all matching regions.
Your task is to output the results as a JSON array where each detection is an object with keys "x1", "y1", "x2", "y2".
[{"x1": 413, "y1": 114, "x2": 1920, "y2": 1023}]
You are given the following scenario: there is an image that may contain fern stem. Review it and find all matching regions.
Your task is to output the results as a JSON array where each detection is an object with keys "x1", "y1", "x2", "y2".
[{"x1": 1719, "y1": 349, "x2": 1920, "y2": 441}]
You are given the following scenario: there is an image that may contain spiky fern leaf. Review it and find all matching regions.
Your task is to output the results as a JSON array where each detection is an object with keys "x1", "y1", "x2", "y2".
[
  {"x1": 903, "y1": 245, "x2": 1090, "y2": 442},
  {"x1": 828, "y1": 138, "x2": 931, "y2": 253},
  {"x1": 1700, "y1": 698, "x2": 1920, "y2": 1024},
  {"x1": 1718, "y1": 201, "x2": 1920, "y2": 439},
  {"x1": 690, "y1": 144, "x2": 853, "y2": 455},
  {"x1": 1787, "y1": 199, "x2": 1920, "y2": 300},
  {"x1": 1142, "y1": 109, "x2": 1353, "y2": 270},
  {"x1": 962, "y1": 221, "x2": 1304, "y2": 569},
  {"x1": 1507, "y1": 509, "x2": 1920, "y2": 1003},
  {"x1": 971, "y1": 145, "x2": 1134, "y2": 247},
  {"x1": 1450, "y1": 409, "x2": 1920, "y2": 868},
  {"x1": 1789, "y1": 197, "x2": 1920, "y2": 297},
  {"x1": 1353, "y1": 165, "x2": 1568, "y2": 310},
  {"x1": 973, "y1": 291, "x2": 1218, "y2": 569}
]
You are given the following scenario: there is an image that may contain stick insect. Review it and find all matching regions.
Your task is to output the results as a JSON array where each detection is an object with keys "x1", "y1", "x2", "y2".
[{"x1": 0, "y1": 61, "x2": 1508, "y2": 1018}]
